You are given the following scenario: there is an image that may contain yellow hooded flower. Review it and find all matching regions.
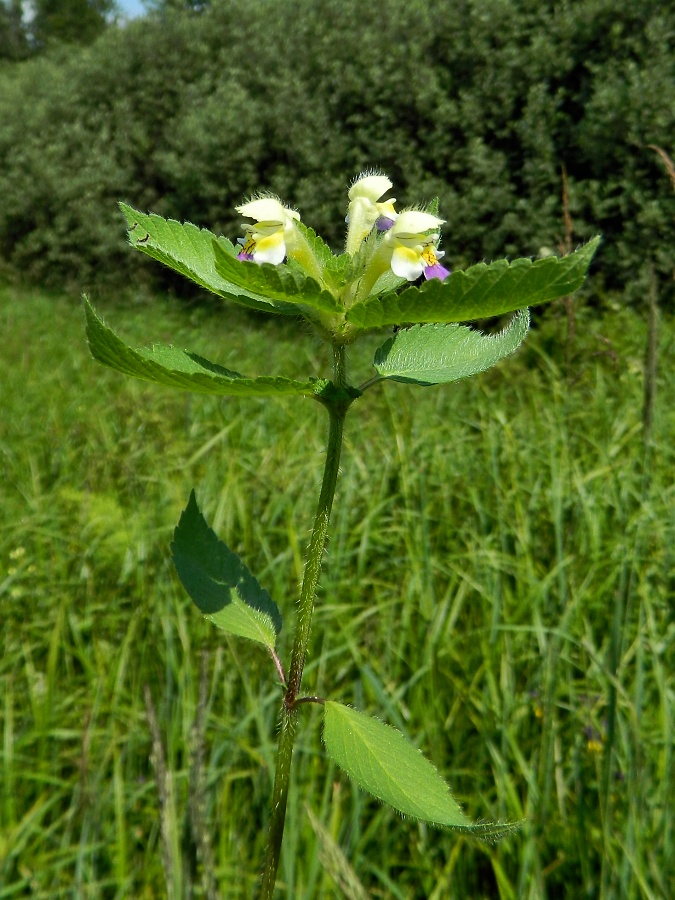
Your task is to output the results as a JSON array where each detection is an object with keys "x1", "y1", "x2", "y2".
[
  {"x1": 384, "y1": 210, "x2": 450, "y2": 281},
  {"x1": 236, "y1": 197, "x2": 301, "y2": 265},
  {"x1": 345, "y1": 173, "x2": 398, "y2": 254}
]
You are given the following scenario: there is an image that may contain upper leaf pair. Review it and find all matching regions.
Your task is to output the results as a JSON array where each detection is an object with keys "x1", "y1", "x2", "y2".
[{"x1": 121, "y1": 201, "x2": 599, "y2": 338}]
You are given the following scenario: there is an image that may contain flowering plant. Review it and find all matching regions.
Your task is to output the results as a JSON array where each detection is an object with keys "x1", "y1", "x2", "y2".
[{"x1": 85, "y1": 173, "x2": 598, "y2": 897}]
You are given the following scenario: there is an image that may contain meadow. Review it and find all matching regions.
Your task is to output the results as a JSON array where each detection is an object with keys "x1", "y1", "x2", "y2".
[{"x1": 0, "y1": 286, "x2": 672, "y2": 899}]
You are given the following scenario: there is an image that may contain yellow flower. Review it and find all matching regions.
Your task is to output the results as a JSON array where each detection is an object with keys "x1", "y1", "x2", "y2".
[
  {"x1": 236, "y1": 197, "x2": 301, "y2": 265},
  {"x1": 345, "y1": 173, "x2": 398, "y2": 254},
  {"x1": 384, "y1": 210, "x2": 450, "y2": 281}
]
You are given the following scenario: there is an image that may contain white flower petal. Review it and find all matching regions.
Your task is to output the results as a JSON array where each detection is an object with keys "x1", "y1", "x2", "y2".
[
  {"x1": 253, "y1": 240, "x2": 287, "y2": 266},
  {"x1": 348, "y1": 174, "x2": 393, "y2": 203},
  {"x1": 391, "y1": 210, "x2": 445, "y2": 234},
  {"x1": 236, "y1": 197, "x2": 300, "y2": 226},
  {"x1": 391, "y1": 246, "x2": 426, "y2": 280}
]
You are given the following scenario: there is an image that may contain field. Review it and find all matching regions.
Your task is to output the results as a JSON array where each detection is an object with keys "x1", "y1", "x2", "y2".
[{"x1": 1, "y1": 287, "x2": 673, "y2": 898}]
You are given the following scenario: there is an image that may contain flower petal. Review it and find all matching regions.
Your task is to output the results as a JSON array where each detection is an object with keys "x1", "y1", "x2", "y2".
[
  {"x1": 376, "y1": 215, "x2": 396, "y2": 231},
  {"x1": 236, "y1": 197, "x2": 300, "y2": 226},
  {"x1": 391, "y1": 210, "x2": 445, "y2": 234},
  {"x1": 348, "y1": 174, "x2": 393, "y2": 203},
  {"x1": 391, "y1": 245, "x2": 427, "y2": 280},
  {"x1": 424, "y1": 262, "x2": 450, "y2": 281},
  {"x1": 252, "y1": 232, "x2": 287, "y2": 265}
]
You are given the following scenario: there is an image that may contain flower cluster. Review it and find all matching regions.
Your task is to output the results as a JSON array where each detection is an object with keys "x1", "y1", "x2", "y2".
[{"x1": 235, "y1": 173, "x2": 450, "y2": 298}]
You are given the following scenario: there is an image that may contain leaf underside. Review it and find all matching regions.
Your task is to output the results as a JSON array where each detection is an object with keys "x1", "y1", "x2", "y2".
[
  {"x1": 346, "y1": 237, "x2": 600, "y2": 329},
  {"x1": 323, "y1": 702, "x2": 517, "y2": 840},
  {"x1": 373, "y1": 309, "x2": 530, "y2": 385},
  {"x1": 172, "y1": 491, "x2": 282, "y2": 649},
  {"x1": 84, "y1": 298, "x2": 326, "y2": 398}
]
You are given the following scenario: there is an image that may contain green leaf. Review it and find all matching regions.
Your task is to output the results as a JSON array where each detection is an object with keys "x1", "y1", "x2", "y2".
[
  {"x1": 84, "y1": 298, "x2": 327, "y2": 398},
  {"x1": 373, "y1": 309, "x2": 530, "y2": 386},
  {"x1": 323, "y1": 702, "x2": 516, "y2": 839},
  {"x1": 119, "y1": 203, "x2": 298, "y2": 316},
  {"x1": 212, "y1": 240, "x2": 343, "y2": 316},
  {"x1": 324, "y1": 229, "x2": 384, "y2": 291},
  {"x1": 322, "y1": 250, "x2": 353, "y2": 292},
  {"x1": 346, "y1": 237, "x2": 600, "y2": 329},
  {"x1": 172, "y1": 491, "x2": 281, "y2": 649},
  {"x1": 295, "y1": 221, "x2": 335, "y2": 272}
]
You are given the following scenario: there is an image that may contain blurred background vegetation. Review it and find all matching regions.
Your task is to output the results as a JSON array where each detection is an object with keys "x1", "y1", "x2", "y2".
[
  {"x1": 0, "y1": 0, "x2": 674, "y2": 301},
  {"x1": 1, "y1": 289, "x2": 673, "y2": 898}
]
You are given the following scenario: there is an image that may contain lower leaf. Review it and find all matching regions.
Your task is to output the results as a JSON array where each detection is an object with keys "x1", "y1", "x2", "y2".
[
  {"x1": 84, "y1": 298, "x2": 327, "y2": 398},
  {"x1": 172, "y1": 491, "x2": 282, "y2": 650},
  {"x1": 323, "y1": 702, "x2": 518, "y2": 840},
  {"x1": 373, "y1": 309, "x2": 530, "y2": 386}
]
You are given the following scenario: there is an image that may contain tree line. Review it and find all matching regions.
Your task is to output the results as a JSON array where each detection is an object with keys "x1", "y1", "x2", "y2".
[{"x1": 1, "y1": 0, "x2": 673, "y2": 305}]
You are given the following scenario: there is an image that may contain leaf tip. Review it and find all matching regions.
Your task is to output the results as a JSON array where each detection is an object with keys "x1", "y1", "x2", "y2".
[{"x1": 460, "y1": 818, "x2": 525, "y2": 844}]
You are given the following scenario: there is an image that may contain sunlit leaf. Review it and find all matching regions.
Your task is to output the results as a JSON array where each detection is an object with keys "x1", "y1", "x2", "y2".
[
  {"x1": 346, "y1": 237, "x2": 600, "y2": 329},
  {"x1": 323, "y1": 702, "x2": 517, "y2": 839},
  {"x1": 84, "y1": 298, "x2": 327, "y2": 398},
  {"x1": 119, "y1": 203, "x2": 299, "y2": 315},
  {"x1": 212, "y1": 240, "x2": 343, "y2": 316},
  {"x1": 295, "y1": 221, "x2": 335, "y2": 271},
  {"x1": 373, "y1": 309, "x2": 530, "y2": 386}
]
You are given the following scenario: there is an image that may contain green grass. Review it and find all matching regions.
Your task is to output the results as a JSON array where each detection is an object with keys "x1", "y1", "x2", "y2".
[{"x1": 1, "y1": 287, "x2": 673, "y2": 899}]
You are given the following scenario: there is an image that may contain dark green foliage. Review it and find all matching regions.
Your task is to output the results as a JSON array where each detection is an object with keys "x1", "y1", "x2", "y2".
[
  {"x1": 0, "y1": 13, "x2": 211, "y2": 291},
  {"x1": 0, "y1": 0, "x2": 28, "y2": 60},
  {"x1": 0, "y1": 0, "x2": 673, "y2": 301},
  {"x1": 30, "y1": 0, "x2": 115, "y2": 47},
  {"x1": 0, "y1": 0, "x2": 114, "y2": 55}
]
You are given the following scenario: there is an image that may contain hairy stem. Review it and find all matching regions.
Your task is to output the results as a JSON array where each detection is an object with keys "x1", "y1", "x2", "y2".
[{"x1": 259, "y1": 345, "x2": 348, "y2": 899}]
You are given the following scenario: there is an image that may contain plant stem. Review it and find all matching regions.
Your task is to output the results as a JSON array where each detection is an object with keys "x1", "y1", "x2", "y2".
[{"x1": 259, "y1": 345, "x2": 348, "y2": 899}]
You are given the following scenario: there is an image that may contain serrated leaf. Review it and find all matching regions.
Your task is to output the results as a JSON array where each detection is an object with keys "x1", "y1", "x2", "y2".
[
  {"x1": 213, "y1": 240, "x2": 343, "y2": 316},
  {"x1": 84, "y1": 298, "x2": 327, "y2": 398},
  {"x1": 322, "y1": 251, "x2": 353, "y2": 291},
  {"x1": 120, "y1": 203, "x2": 299, "y2": 315},
  {"x1": 324, "y1": 228, "x2": 382, "y2": 291},
  {"x1": 323, "y1": 702, "x2": 516, "y2": 839},
  {"x1": 373, "y1": 309, "x2": 530, "y2": 385},
  {"x1": 295, "y1": 221, "x2": 336, "y2": 271},
  {"x1": 172, "y1": 491, "x2": 281, "y2": 649},
  {"x1": 369, "y1": 267, "x2": 409, "y2": 296},
  {"x1": 346, "y1": 237, "x2": 600, "y2": 329}
]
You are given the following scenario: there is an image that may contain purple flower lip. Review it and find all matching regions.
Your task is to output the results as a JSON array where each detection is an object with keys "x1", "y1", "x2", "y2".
[
  {"x1": 424, "y1": 263, "x2": 451, "y2": 281},
  {"x1": 237, "y1": 251, "x2": 255, "y2": 262},
  {"x1": 376, "y1": 216, "x2": 396, "y2": 232}
]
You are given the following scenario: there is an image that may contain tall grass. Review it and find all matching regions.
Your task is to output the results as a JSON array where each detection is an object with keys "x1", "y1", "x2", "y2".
[{"x1": 1, "y1": 288, "x2": 672, "y2": 898}]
